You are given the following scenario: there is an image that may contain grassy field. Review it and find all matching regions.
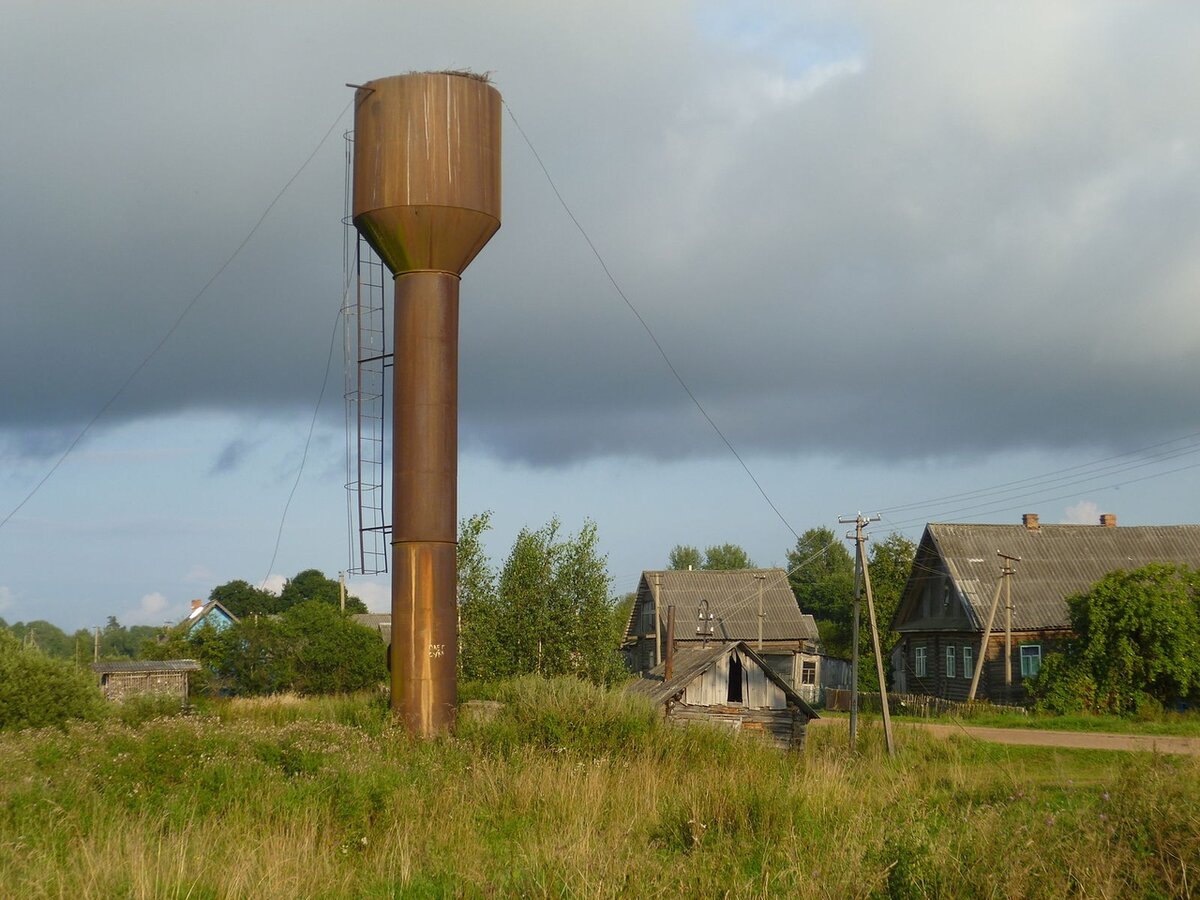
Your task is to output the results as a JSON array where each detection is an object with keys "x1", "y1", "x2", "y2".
[{"x1": 1, "y1": 679, "x2": 1197, "y2": 898}]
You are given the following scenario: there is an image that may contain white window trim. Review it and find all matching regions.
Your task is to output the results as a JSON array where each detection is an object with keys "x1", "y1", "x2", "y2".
[
  {"x1": 1020, "y1": 644, "x2": 1042, "y2": 679},
  {"x1": 914, "y1": 645, "x2": 927, "y2": 677},
  {"x1": 962, "y1": 646, "x2": 974, "y2": 679},
  {"x1": 945, "y1": 646, "x2": 956, "y2": 679}
]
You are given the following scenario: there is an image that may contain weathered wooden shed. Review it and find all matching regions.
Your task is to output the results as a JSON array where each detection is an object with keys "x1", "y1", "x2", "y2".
[
  {"x1": 91, "y1": 659, "x2": 200, "y2": 705},
  {"x1": 628, "y1": 641, "x2": 818, "y2": 751}
]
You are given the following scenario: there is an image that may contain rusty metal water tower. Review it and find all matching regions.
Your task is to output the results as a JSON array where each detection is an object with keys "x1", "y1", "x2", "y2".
[{"x1": 350, "y1": 72, "x2": 501, "y2": 736}]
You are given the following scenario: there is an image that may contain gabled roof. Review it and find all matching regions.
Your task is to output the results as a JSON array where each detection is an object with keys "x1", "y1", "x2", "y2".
[
  {"x1": 350, "y1": 613, "x2": 390, "y2": 641},
  {"x1": 92, "y1": 659, "x2": 201, "y2": 675},
  {"x1": 174, "y1": 600, "x2": 239, "y2": 636},
  {"x1": 896, "y1": 522, "x2": 1200, "y2": 632},
  {"x1": 625, "y1": 569, "x2": 819, "y2": 644},
  {"x1": 628, "y1": 640, "x2": 818, "y2": 719}
]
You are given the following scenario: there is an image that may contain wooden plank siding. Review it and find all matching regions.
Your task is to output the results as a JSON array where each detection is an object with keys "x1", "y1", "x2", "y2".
[
  {"x1": 895, "y1": 629, "x2": 1068, "y2": 702},
  {"x1": 669, "y1": 703, "x2": 808, "y2": 751}
]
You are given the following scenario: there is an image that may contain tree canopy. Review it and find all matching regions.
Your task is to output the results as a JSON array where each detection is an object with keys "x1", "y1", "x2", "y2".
[
  {"x1": 1030, "y1": 563, "x2": 1200, "y2": 714},
  {"x1": 207, "y1": 570, "x2": 367, "y2": 617},
  {"x1": 668, "y1": 543, "x2": 754, "y2": 570},
  {"x1": 458, "y1": 513, "x2": 626, "y2": 684},
  {"x1": 785, "y1": 527, "x2": 914, "y2": 689}
]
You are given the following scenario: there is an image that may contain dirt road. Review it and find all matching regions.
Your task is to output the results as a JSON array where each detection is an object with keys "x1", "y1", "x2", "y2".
[{"x1": 811, "y1": 717, "x2": 1200, "y2": 756}]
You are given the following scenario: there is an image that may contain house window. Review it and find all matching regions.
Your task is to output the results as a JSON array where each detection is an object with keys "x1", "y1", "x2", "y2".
[
  {"x1": 801, "y1": 660, "x2": 816, "y2": 685},
  {"x1": 945, "y1": 646, "x2": 956, "y2": 679},
  {"x1": 914, "y1": 646, "x2": 927, "y2": 677},
  {"x1": 727, "y1": 653, "x2": 744, "y2": 703},
  {"x1": 1020, "y1": 644, "x2": 1042, "y2": 678},
  {"x1": 962, "y1": 646, "x2": 974, "y2": 680}
]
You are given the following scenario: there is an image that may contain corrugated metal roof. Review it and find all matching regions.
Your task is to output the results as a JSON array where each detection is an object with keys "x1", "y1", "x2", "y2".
[
  {"x1": 627, "y1": 641, "x2": 818, "y2": 719},
  {"x1": 91, "y1": 659, "x2": 201, "y2": 674},
  {"x1": 928, "y1": 523, "x2": 1200, "y2": 630},
  {"x1": 626, "y1": 569, "x2": 818, "y2": 643},
  {"x1": 351, "y1": 613, "x2": 390, "y2": 641}
]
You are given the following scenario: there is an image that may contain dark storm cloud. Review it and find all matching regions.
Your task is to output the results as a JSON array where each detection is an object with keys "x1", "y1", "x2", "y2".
[{"x1": 3, "y1": 2, "x2": 1199, "y2": 468}]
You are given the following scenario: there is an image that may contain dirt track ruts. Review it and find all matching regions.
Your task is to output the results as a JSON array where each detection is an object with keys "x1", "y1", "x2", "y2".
[{"x1": 810, "y1": 717, "x2": 1200, "y2": 756}]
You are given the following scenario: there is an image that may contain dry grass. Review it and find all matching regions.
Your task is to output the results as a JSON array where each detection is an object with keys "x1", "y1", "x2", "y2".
[{"x1": 1, "y1": 682, "x2": 1197, "y2": 897}]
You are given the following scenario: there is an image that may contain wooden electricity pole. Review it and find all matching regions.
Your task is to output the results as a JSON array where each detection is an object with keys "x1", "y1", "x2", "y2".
[
  {"x1": 753, "y1": 573, "x2": 767, "y2": 650},
  {"x1": 339, "y1": 571, "x2": 346, "y2": 613},
  {"x1": 841, "y1": 513, "x2": 893, "y2": 755},
  {"x1": 967, "y1": 552, "x2": 1020, "y2": 702},
  {"x1": 653, "y1": 573, "x2": 662, "y2": 667}
]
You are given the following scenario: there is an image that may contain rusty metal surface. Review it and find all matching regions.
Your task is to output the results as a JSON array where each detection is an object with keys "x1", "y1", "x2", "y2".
[
  {"x1": 351, "y1": 71, "x2": 501, "y2": 736},
  {"x1": 353, "y1": 73, "x2": 501, "y2": 275},
  {"x1": 391, "y1": 540, "x2": 457, "y2": 735},
  {"x1": 392, "y1": 272, "x2": 458, "y2": 545}
]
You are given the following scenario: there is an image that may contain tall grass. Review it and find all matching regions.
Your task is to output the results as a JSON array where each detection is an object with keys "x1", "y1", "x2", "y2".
[{"x1": 1, "y1": 680, "x2": 1197, "y2": 898}]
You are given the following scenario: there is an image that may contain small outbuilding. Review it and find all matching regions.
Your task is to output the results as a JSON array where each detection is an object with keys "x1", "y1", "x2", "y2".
[
  {"x1": 628, "y1": 640, "x2": 818, "y2": 751},
  {"x1": 91, "y1": 659, "x2": 201, "y2": 705}
]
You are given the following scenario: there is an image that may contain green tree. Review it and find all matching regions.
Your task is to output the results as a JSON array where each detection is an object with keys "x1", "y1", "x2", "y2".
[
  {"x1": 668, "y1": 545, "x2": 703, "y2": 570},
  {"x1": 6, "y1": 620, "x2": 73, "y2": 659},
  {"x1": 211, "y1": 617, "x2": 294, "y2": 696},
  {"x1": 458, "y1": 512, "x2": 505, "y2": 681},
  {"x1": 278, "y1": 569, "x2": 367, "y2": 615},
  {"x1": 853, "y1": 532, "x2": 916, "y2": 690},
  {"x1": 282, "y1": 602, "x2": 386, "y2": 695},
  {"x1": 209, "y1": 579, "x2": 279, "y2": 617},
  {"x1": 459, "y1": 514, "x2": 622, "y2": 684},
  {"x1": 702, "y1": 544, "x2": 754, "y2": 570},
  {"x1": 1029, "y1": 564, "x2": 1200, "y2": 714},
  {"x1": 787, "y1": 527, "x2": 855, "y2": 625},
  {"x1": 0, "y1": 630, "x2": 105, "y2": 730}
]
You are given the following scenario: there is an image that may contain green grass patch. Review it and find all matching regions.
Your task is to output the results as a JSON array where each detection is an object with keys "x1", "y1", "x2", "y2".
[{"x1": 0, "y1": 679, "x2": 1197, "y2": 898}]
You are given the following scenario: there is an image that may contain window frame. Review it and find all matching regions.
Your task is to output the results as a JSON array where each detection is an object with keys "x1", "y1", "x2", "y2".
[
  {"x1": 945, "y1": 645, "x2": 956, "y2": 679},
  {"x1": 914, "y1": 645, "x2": 927, "y2": 677},
  {"x1": 962, "y1": 645, "x2": 974, "y2": 680},
  {"x1": 800, "y1": 660, "x2": 817, "y2": 686},
  {"x1": 1020, "y1": 644, "x2": 1042, "y2": 679}
]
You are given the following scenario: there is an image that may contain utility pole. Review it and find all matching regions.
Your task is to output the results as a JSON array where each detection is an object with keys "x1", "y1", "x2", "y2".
[
  {"x1": 653, "y1": 573, "x2": 662, "y2": 667},
  {"x1": 967, "y1": 552, "x2": 1020, "y2": 702},
  {"x1": 753, "y1": 573, "x2": 767, "y2": 650},
  {"x1": 93, "y1": 626, "x2": 100, "y2": 663},
  {"x1": 1004, "y1": 559, "x2": 1014, "y2": 697},
  {"x1": 339, "y1": 571, "x2": 346, "y2": 613},
  {"x1": 665, "y1": 605, "x2": 676, "y2": 682},
  {"x1": 841, "y1": 513, "x2": 893, "y2": 755}
]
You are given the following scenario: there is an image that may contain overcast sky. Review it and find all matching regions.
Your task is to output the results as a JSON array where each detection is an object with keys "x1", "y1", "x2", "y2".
[{"x1": 3, "y1": 2, "x2": 1199, "y2": 631}]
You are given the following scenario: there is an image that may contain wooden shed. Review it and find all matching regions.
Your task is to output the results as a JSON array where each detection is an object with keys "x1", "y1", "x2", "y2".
[
  {"x1": 628, "y1": 641, "x2": 818, "y2": 751},
  {"x1": 91, "y1": 659, "x2": 201, "y2": 705}
]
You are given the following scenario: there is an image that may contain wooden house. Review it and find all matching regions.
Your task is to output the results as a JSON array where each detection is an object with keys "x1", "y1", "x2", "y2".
[
  {"x1": 91, "y1": 659, "x2": 200, "y2": 705},
  {"x1": 628, "y1": 641, "x2": 818, "y2": 750},
  {"x1": 890, "y1": 514, "x2": 1200, "y2": 702},
  {"x1": 621, "y1": 568, "x2": 842, "y2": 704},
  {"x1": 180, "y1": 599, "x2": 238, "y2": 636}
]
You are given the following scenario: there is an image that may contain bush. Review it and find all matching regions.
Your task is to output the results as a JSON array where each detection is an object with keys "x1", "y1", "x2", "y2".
[{"x1": 0, "y1": 630, "x2": 105, "y2": 730}]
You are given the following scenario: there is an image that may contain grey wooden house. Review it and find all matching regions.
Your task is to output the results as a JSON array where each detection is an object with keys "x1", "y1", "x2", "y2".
[
  {"x1": 890, "y1": 514, "x2": 1200, "y2": 702},
  {"x1": 628, "y1": 641, "x2": 818, "y2": 750},
  {"x1": 92, "y1": 659, "x2": 201, "y2": 705},
  {"x1": 622, "y1": 568, "x2": 842, "y2": 702}
]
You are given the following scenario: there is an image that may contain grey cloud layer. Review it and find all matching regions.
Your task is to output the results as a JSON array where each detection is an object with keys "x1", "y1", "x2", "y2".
[{"x1": 3, "y1": 2, "x2": 1198, "y2": 466}]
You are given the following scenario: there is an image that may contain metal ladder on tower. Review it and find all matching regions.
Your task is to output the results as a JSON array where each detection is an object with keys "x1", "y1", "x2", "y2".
[{"x1": 342, "y1": 131, "x2": 390, "y2": 575}]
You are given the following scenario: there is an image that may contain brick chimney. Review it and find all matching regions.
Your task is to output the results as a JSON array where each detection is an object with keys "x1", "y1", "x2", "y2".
[
  {"x1": 1100, "y1": 513, "x2": 1117, "y2": 528},
  {"x1": 191, "y1": 598, "x2": 204, "y2": 611},
  {"x1": 1022, "y1": 513, "x2": 1040, "y2": 531}
]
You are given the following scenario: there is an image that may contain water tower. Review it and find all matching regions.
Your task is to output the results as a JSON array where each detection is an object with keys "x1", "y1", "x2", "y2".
[{"x1": 351, "y1": 72, "x2": 501, "y2": 736}]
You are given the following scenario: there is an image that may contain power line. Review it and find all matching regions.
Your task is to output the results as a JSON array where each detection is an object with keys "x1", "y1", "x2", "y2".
[
  {"x1": 0, "y1": 97, "x2": 355, "y2": 533},
  {"x1": 260, "y1": 306, "x2": 344, "y2": 590},
  {"x1": 503, "y1": 100, "x2": 800, "y2": 544}
]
